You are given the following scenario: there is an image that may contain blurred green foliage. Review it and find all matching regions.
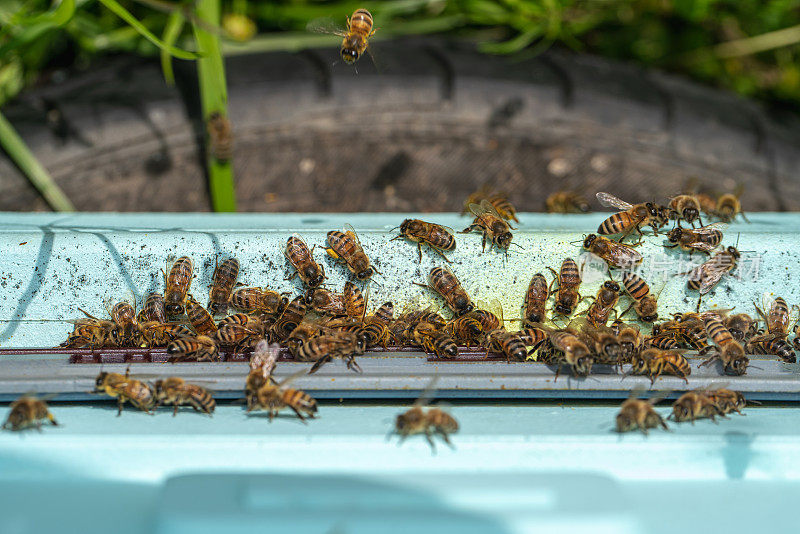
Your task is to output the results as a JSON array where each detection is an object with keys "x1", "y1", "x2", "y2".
[{"x1": 3, "y1": 1, "x2": 800, "y2": 108}]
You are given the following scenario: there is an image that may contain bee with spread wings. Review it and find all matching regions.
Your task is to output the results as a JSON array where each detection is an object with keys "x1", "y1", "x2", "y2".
[
  {"x1": 596, "y1": 192, "x2": 669, "y2": 240},
  {"x1": 461, "y1": 199, "x2": 515, "y2": 253},
  {"x1": 307, "y1": 9, "x2": 377, "y2": 65}
]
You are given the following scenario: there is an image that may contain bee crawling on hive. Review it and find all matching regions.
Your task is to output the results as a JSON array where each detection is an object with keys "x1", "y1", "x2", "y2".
[
  {"x1": 615, "y1": 389, "x2": 669, "y2": 435},
  {"x1": 390, "y1": 378, "x2": 458, "y2": 453},
  {"x1": 461, "y1": 199, "x2": 516, "y2": 254},
  {"x1": 154, "y1": 377, "x2": 216, "y2": 417},
  {"x1": 668, "y1": 386, "x2": 753, "y2": 424},
  {"x1": 391, "y1": 218, "x2": 456, "y2": 263},
  {"x1": 94, "y1": 368, "x2": 155, "y2": 416},
  {"x1": 3, "y1": 394, "x2": 59, "y2": 432},
  {"x1": 247, "y1": 369, "x2": 318, "y2": 423}
]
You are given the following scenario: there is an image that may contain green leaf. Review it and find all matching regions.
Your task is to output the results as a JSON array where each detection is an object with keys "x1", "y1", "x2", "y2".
[
  {"x1": 193, "y1": 0, "x2": 236, "y2": 212},
  {"x1": 160, "y1": 9, "x2": 185, "y2": 85},
  {"x1": 0, "y1": 110, "x2": 75, "y2": 212},
  {"x1": 96, "y1": 0, "x2": 200, "y2": 60}
]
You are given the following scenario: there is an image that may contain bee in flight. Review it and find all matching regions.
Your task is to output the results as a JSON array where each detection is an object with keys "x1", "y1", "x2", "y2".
[
  {"x1": 391, "y1": 378, "x2": 458, "y2": 453},
  {"x1": 309, "y1": 9, "x2": 377, "y2": 65}
]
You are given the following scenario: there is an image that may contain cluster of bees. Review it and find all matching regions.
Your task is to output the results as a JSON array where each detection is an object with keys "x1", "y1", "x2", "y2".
[{"x1": 0, "y1": 181, "x2": 781, "y2": 444}]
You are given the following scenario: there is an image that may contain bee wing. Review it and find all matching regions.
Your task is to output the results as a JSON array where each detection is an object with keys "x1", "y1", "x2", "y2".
[
  {"x1": 596, "y1": 192, "x2": 633, "y2": 211},
  {"x1": 275, "y1": 369, "x2": 312, "y2": 390},
  {"x1": 698, "y1": 222, "x2": 728, "y2": 232},
  {"x1": 607, "y1": 241, "x2": 643, "y2": 264},
  {"x1": 435, "y1": 223, "x2": 456, "y2": 234},
  {"x1": 684, "y1": 241, "x2": 718, "y2": 254},
  {"x1": 306, "y1": 17, "x2": 347, "y2": 37},
  {"x1": 413, "y1": 376, "x2": 440, "y2": 408},
  {"x1": 698, "y1": 263, "x2": 727, "y2": 295},
  {"x1": 344, "y1": 223, "x2": 363, "y2": 247},
  {"x1": 473, "y1": 199, "x2": 506, "y2": 221}
]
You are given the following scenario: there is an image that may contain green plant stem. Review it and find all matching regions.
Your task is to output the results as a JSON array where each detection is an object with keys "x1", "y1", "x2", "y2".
[
  {"x1": 0, "y1": 111, "x2": 74, "y2": 212},
  {"x1": 160, "y1": 10, "x2": 185, "y2": 85},
  {"x1": 714, "y1": 24, "x2": 800, "y2": 58},
  {"x1": 193, "y1": 0, "x2": 236, "y2": 212}
]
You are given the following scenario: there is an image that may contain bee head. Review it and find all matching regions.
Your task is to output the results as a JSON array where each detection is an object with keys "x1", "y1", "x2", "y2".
[
  {"x1": 340, "y1": 47, "x2": 359, "y2": 64},
  {"x1": 95, "y1": 372, "x2": 108, "y2": 390},
  {"x1": 603, "y1": 280, "x2": 620, "y2": 293},
  {"x1": 683, "y1": 206, "x2": 699, "y2": 222},
  {"x1": 305, "y1": 265, "x2": 325, "y2": 288},
  {"x1": 357, "y1": 268, "x2": 373, "y2": 280},
  {"x1": 727, "y1": 246, "x2": 740, "y2": 259},
  {"x1": 667, "y1": 227, "x2": 682, "y2": 243},
  {"x1": 165, "y1": 303, "x2": 184, "y2": 316},
  {"x1": 497, "y1": 232, "x2": 513, "y2": 249},
  {"x1": 583, "y1": 234, "x2": 597, "y2": 248},
  {"x1": 444, "y1": 344, "x2": 459, "y2": 358},
  {"x1": 166, "y1": 342, "x2": 181, "y2": 355}
]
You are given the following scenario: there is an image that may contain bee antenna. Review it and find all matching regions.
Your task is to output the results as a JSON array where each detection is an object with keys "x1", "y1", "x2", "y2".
[{"x1": 735, "y1": 233, "x2": 740, "y2": 248}]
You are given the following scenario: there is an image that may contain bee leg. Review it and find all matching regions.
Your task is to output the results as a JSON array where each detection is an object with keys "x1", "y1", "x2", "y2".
[
  {"x1": 425, "y1": 430, "x2": 437, "y2": 454},
  {"x1": 116, "y1": 398, "x2": 124, "y2": 417},
  {"x1": 481, "y1": 234, "x2": 487, "y2": 253},
  {"x1": 416, "y1": 242, "x2": 423, "y2": 263},
  {"x1": 173, "y1": 404, "x2": 179, "y2": 417},
  {"x1": 290, "y1": 406, "x2": 308, "y2": 424},
  {"x1": 47, "y1": 413, "x2": 59, "y2": 426},
  {"x1": 438, "y1": 430, "x2": 455, "y2": 449}
]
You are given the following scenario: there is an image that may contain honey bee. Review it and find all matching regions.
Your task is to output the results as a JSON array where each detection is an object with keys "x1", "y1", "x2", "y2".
[
  {"x1": 208, "y1": 257, "x2": 239, "y2": 314},
  {"x1": 615, "y1": 391, "x2": 668, "y2": 434},
  {"x1": 595, "y1": 192, "x2": 669, "y2": 239},
  {"x1": 621, "y1": 273, "x2": 658, "y2": 323},
  {"x1": 139, "y1": 322, "x2": 193, "y2": 348},
  {"x1": 60, "y1": 310, "x2": 116, "y2": 348},
  {"x1": 248, "y1": 370, "x2": 318, "y2": 422},
  {"x1": 393, "y1": 381, "x2": 458, "y2": 452},
  {"x1": 300, "y1": 331, "x2": 366, "y2": 373},
  {"x1": 643, "y1": 334, "x2": 681, "y2": 350},
  {"x1": 165, "y1": 256, "x2": 193, "y2": 316},
  {"x1": 305, "y1": 287, "x2": 348, "y2": 316},
  {"x1": 327, "y1": 226, "x2": 377, "y2": 280},
  {"x1": 417, "y1": 327, "x2": 460, "y2": 359},
  {"x1": 666, "y1": 223, "x2": 725, "y2": 255},
  {"x1": 230, "y1": 287, "x2": 287, "y2": 315},
  {"x1": 723, "y1": 313, "x2": 756, "y2": 342},
  {"x1": 746, "y1": 333, "x2": 797, "y2": 363},
  {"x1": 548, "y1": 258, "x2": 582, "y2": 317},
  {"x1": 166, "y1": 335, "x2": 219, "y2": 362},
  {"x1": 610, "y1": 319, "x2": 642, "y2": 361},
  {"x1": 754, "y1": 296, "x2": 791, "y2": 336},
  {"x1": 668, "y1": 194, "x2": 702, "y2": 227},
  {"x1": 574, "y1": 320, "x2": 621, "y2": 365},
  {"x1": 685, "y1": 246, "x2": 740, "y2": 309},
  {"x1": 137, "y1": 293, "x2": 166, "y2": 324},
  {"x1": 110, "y1": 301, "x2": 138, "y2": 345},
  {"x1": 546, "y1": 191, "x2": 591, "y2": 214},
  {"x1": 372, "y1": 301, "x2": 394, "y2": 325},
  {"x1": 714, "y1": 187, "x2": 748, "y2": 223},
  {"x1": 515, "y1": 325, "x2": 548, "y2": 350},
  {"x1": 548, "y1": 329, "x2": 594, "y2": 377},
  {"x1": 461, "y1": 199, "x2": 515, "y2": 252},
  {"x1": 670, "y1": 313, "x2": 710, "y2": 352},
  {"x1": 629, "y1": 348, "x2": 690, "y2": 384},
  {"x1": 582, "y1": 234, "x2": 643, "y2": 270},
  {"x1": 584, "y1": 280, "x2": 620, "y2": 327},
  {"x1": 94, "y1": 369, "x2": 155, "y2": 415},
  {"x1": 392, "y1": 219, "x2": 456, "y2": 263},
  {"x1": 285, "y1": 235, "x2": 325, "y2": 288},
  {"x1": 2, "y1": 394, "x2": 58, "y2": 431},
  {"x1": 462, "y1": 185, "x2": 520, "y2": 223},
  {"x1": 246, "y1": 341, "x2": 280, "y2": 410},
  {"x1": 186, "y1": 295, "x2": 218, "y2": 337},
  {"x1": 418, "y1": 266, "x2": 474, "y2": 316},
  {"x1": 269, "y1": 296, "x2": 308, "y2": 342},
  {"x1": 207, "y1": 111, "x2": 232, "y2": 162},
  {"x1": 704, "y1": 388, "x2": 749, "y2": 416},
  {"x1": 669, "y1": 390, "x2": 722, "y2": 423},
  {"x1": 700, "y1": 314, "x2": 749, "y2": 375},
  {"x1": 214, "y1": 322, "x2": 257, "y2": 350},
  {"x1": 446, "y1": 314, "x2": 484, "y2": 345},
  {"x1": 523, "y1": 273, "x2": 549, "y2": 325},
  {"x1": 154, "y1": 377, "x2": 215, "y2": 416},
  {"x1": 344, "y1": 281, "x2": 366, "y2": 319},
  {"x1": 311, "y1": 9, "x2": 377, "y2": 65}
]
